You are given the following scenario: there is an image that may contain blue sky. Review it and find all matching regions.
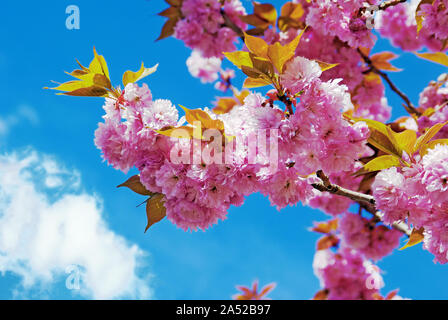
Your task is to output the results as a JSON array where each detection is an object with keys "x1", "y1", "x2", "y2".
[{"x1": 0, "y1": 0, "x2": 448, "y2": 300}]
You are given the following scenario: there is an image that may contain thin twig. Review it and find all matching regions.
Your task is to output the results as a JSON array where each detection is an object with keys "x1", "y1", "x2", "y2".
[{"x1": 357, "y1": 48, "x2": 421, "y2": 116}]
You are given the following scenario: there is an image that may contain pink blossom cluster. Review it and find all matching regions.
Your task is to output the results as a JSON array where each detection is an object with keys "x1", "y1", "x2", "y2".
[
  {"x1": 94, "y1": 55, "x2": 369, "y2": 229},
  {"x1": 418, "y1": 0, "x2": 448, "y2": 42},
  {"x1": 372, "y1": 144, "x2": 448, "y2": 263},
  {"x1": 339, "y1": 212, "x2": 402, "y2": 261},
  {"x1": 277, "y1": 57, "x2": 370, "y2": 176},
  {"x1": 417, "y1": 74, "x2": 448, "y2": 139},
  {"x1": 376, "y1": 0, "x2": 448, "y2": 52},
  {"x1": 173, "y1": 0, "x2": 246, "y2": 58},
  {"x1": 313, "y1": 248, "x2": 384, "y2": 300},
  {"x1": 305, "y1": 0, "x2": 379, "y2": 49},
  {"x1": 186, "y1": 50, "x2": 222, "y2": 83},
  {"x1": 293, "y1": 29, "x2": 391, "y2": 123}
]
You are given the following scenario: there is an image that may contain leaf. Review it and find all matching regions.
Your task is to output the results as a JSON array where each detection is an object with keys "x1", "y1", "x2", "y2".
[
  {"x1": 117, "y1": 175, "x2": 153, "y2": 196},
  {"x1": 364, "y1": 155, "x2": 401, "y2": 171},
  {"x1": 356, "y1": 118, "x2": 402, "y2": 157},
  {"x1": 414, "y1": 121, "x2": 448, "y2": 152},
  {"x1": 385, "y1": 289, "x2": 400, "y2": 300},
  {"x1": 278, "y1": 2, "x2": 305, "y2": 31},
  {"x1": 213, "y1": 97, "x2": 238, "y2": 114},
  {"x1": 239, "y1": 14, "x2": 271, "y2": 30},
  {"x1": 235, "y1": 90, "x2": 251, "y2": 104},
  {"x1": 157, "y1": 18, "x2": 179, "y2": 41},
  {"x1": 315, "y1": 60, "x2": 338, "y2": 72},
  {"x1": 419, "y1": 139, "x2": 448, "y2": 156},
  {"x1": 252, "y1": 1, "x2": 277, "y2": 25},
  {"x1": 165, "y1": 0, "x2": 182, "y2": 6},
  {"x1": 46, "y1": 47, "x2": 114, "y2": 97},
  {"x1": 316, "y1": 235, "x2": 339, "y2": 251},
  {"x1": 245, "y1": 27, "x2": 267, "y2": 36},
  {"x1": 244, "y1": 33, "x2": 269, "y2": 59},
  {"x1": 414, "y1": 51, "x2": 448, "y2": 67},
  {"x1": 267, "y1": 29, "x2": 305, "y2": 73},
  {"x1": 156, "y1": 126, "x2": 195, "y2": 139},
  {"x1": 241, "y1": 65, "x2": 265, "y2": 78},
  {"x1": 223, "y1": 51, "x2": 254, "y2": 69},
  {"x1": 145, "y1": 194, "x2": 166, "y2": 232},
  {"x1": 61, "y1": 86, "x2": 109, "y2": 97},
  {"x1": 180, "y1": 105, "x2": 225, "y2": 131},
  {"x1": 394, "y1": 130, "x2": 417, "y2": 155},
  {"x1": 90, "y1": 47, "x2": 110, "y2": 79},
  {"x1": 243, "y1": 77, "x2": 272, "y2": 88},
  {"x1": 122, "y1": 62, "x2": 158, "y2": 86},
  {"x1": 399, "y1": 227, "x2": 424, "y2": 250},
  {"x1": 371, "y1": 52, "x2": 402, "y2": 72},
  {"x1": 158, "y1": 6, "x2": 179, "y2": 18},
  {"x1": 310, "y1": 219, "x2": 338, "y2": 234},
  {"x1": 313, "y1": 289, "x2": 328, "y2": 300}
]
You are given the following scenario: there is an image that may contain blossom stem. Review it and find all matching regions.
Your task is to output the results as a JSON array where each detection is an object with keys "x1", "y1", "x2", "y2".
[
  {"x1": 313, "y1": 170, "x2": 412, "y2": 236},
  {"x1": 357, "y1": 48, "x2": 421, "y2": 117},
  {"x1": 278, "y1": 94, "x2": 294, "y2": 115}
]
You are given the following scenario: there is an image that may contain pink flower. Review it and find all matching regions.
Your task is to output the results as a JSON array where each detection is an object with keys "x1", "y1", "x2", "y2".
[
  {"x1": 313, "y1": 248, "x2": 384, "y2": 300},
  {"x1": 280, "y1": 56, "x2": 322, "y2": 93},
  {"x1": 186, "y1": 50, "x2": 222, "y2": 83},
  {"x1": 372, "y1": 167, "x2": 409, "y2": 225},
  {"x1": 340, "y1": 213, "x2": 402, "y2": 261}
]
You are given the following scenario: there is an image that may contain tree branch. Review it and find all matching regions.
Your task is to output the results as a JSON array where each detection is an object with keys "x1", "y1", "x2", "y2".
[
  {"x1": 313, "y1": 170, "x2": 376, "y2": 205},
  {"x1": 221, "y1": 9, "x2": 244, "y2": 40},
  {"x1": 378, "y1": 0, "x2": 408, "y2": 11},
  {"x1": 313, "y1": 170, "x2": 412, "y2": 236},
  {"x1": 357, "y1": 48, "x2": 421, "y2": 116}
]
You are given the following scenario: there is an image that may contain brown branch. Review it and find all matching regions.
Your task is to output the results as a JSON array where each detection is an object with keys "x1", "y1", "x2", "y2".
[
  {"x1": 378, "y1": 0, "x2": 408, "y2": 11},
  {"x1": 314, "y1": 170, "x2": 376, "y2": 205},
  {"x1": 278, "y1": 94, "x2": 294, "y2": 115},
  {"x1": 221, "y1": 9, "x2": 244, "y2": 40},
  {"x1": 313, "y1": 170, "x2": 412, "y2": 236},
  {"x1": 357, "y1": 48, "x2": 421, "y2": 117}
]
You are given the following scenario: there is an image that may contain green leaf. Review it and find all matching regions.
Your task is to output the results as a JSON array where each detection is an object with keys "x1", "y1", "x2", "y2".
[
  {"x1": 223, "y1": 51, "x2": 254, "y2": 69},
  {"x1": 46, "y1": 47, "x2": 114, "y2": 97},
  {"x1": 267, "y1": 29, "x2": 305, "y2": 73},
  {"x1": 243, "y1": 77, "x2": 271, "y2": 88},
  {"x1": 419, "y1": 139, "x2": 448, "y2": 156},
  {"x1": 414, "y1": 121, "x2": 448, "y2": 152},
  {"x1": 244, "y1": 33, "x2": 269, "y2": 59},
  {"x1": 394, "y1": 130, "x2": 417, "y2": 155},
  {"x1": 414, "y1": 51, "x2": 448, "y2": 67},
  {"x1": 364, "y1": 155, "x2": 401, "y2": 171},
  {"x1": 315, "y1": 60, "x2": 338, "y2": 72},
  {"x1": 357, "y1": 118, "x2": 402, "y2": 158},
  {"x1": 122, "y1": 62, "x2": 159, "y2": 86}
]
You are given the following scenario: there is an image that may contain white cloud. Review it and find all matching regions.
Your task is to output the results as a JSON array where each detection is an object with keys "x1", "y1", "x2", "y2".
[
  {"x1": 0, "y1": 149, "x2": 153, "y2": 299},
  {"x1": 0, "y1": 105, "x2": 39, "y2": 137}
]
